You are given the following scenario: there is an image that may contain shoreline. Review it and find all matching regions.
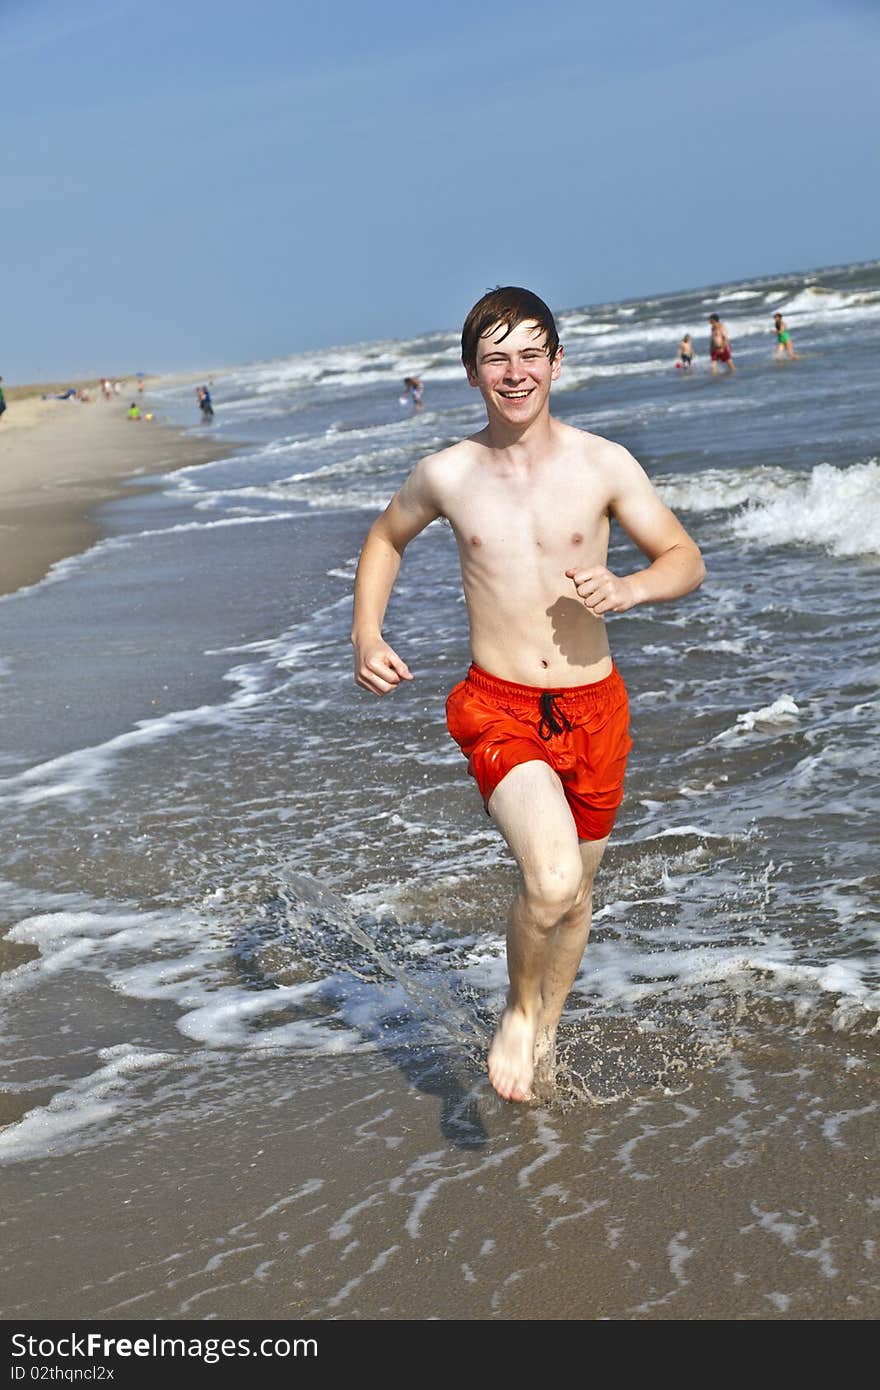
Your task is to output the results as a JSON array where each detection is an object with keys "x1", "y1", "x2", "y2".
[{"x1": 0, "y1": 393, "x2": 240, "y2": 598}]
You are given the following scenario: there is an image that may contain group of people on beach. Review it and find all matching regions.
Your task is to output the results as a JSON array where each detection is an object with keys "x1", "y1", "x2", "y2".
[{"x1": 676, "y1": 312, "x2": 799, "y2": 373}]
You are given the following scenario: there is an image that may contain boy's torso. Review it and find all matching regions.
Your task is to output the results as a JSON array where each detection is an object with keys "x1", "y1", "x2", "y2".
[{"x1": 427, "y1": 421, "x2": 615, "y2": 688}]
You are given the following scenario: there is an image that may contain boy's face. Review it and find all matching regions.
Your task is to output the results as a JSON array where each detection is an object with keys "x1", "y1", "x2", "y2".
[{"x1": 465, "y1": 319, "x2": 563, "y2": 425}]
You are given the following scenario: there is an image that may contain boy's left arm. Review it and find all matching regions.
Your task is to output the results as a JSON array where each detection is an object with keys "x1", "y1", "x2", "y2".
[{"x1": 566, "y1": 446, "x2": 705, "y2": 616}]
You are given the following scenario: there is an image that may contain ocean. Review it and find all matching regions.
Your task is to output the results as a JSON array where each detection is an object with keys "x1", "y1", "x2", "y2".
[{"x1": 1, "y1": 261, "x2": 878, "y2": 1319}]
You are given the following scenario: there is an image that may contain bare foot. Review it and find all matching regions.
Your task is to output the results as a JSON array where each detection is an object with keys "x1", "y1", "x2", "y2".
[
  {"x1": 488, "y1": 1006, "x2": 536, "y2": 1102},
  {"x1": 532, "y1": 1024, "x2": 558, "y2": 1103}
]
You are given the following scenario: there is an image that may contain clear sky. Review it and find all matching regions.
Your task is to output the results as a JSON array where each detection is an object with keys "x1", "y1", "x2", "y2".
[{"x1": 4, "y1": 0, "x2": 879, "y2": 379}]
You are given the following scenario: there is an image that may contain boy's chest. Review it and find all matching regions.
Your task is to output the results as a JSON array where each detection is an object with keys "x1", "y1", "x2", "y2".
[{"x1": 447, "y1": 485, "x2": 610, "y2": 563}]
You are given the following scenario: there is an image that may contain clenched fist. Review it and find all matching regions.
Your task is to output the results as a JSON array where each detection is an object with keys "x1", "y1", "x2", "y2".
[
  {"x1": 565, "y1": 565, "x2": 636, "y2": 616},
  {"x1": 352, "y1": 636, "x2": 414, "y2": 695}
]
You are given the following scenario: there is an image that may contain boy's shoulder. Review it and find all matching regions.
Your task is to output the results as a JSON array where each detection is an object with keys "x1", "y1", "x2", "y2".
[
  {"x1": 554, "y1": 418, "x2": 636, "y2": 468},
  {"x1": 416, "y1": 432, "x2": 485, "y2": 486}
]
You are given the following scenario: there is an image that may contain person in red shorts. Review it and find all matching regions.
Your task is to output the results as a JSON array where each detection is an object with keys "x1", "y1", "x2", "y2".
[
  {"x1": 709, "y1": 313, "x2": 736, "y2": 374},
  {"x1": 352, "y1": 287, "x2": 705, "y2": 1103}
]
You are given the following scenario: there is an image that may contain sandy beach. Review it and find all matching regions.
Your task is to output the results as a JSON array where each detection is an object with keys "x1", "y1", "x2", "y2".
[{"x1": 0, "y1": 393, "x2": 237, "y2": 597}]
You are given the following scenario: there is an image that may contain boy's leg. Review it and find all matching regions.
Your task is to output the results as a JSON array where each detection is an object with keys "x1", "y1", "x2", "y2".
[
  {"x1": 486, "y1": 760, "x2": 590, "y2": 1102},
  {"x1": 533, "y1": 833, "x2": 609, "y2": 1095}
]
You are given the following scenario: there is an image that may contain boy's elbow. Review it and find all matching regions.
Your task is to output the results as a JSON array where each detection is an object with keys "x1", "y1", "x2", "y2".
[
  {"x1": 368, "y1": 513, "x2": 404, "y2": 555},
  {"x1": 692, "y1": 545, "x2": 707, "y2": 590}
]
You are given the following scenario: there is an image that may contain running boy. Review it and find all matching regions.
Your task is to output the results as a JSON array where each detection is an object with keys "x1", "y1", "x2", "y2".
[{"x1": 352, "y1": 287, "x2": 705, "y2": 1102}]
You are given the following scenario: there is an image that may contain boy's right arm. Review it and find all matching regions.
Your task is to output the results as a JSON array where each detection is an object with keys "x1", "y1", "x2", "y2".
[{"x1": 351, "y1": 460, "x2": 442, "y2": 695}]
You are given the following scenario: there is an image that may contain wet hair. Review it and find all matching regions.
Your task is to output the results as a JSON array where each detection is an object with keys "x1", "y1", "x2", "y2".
[
  {"x1": 709, "y1": 314, "x2": 720, "y2": 322},
  {"x1": 461, "y1": 287, "x2": 560, "y2": 372}
]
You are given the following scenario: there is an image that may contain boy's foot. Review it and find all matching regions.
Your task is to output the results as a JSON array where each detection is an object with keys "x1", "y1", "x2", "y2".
[
  {"x1": 532, "y1": 1024, "x2": 558, "y2": 1102},
  {"x1": 488, "y1": 1006, "x2": 536, "y2": 1102}
]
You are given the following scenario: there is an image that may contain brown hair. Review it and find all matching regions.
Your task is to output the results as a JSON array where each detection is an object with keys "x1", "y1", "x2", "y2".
[{"x1": 461, "y1": 287, "x2": 560, "y2": 371}]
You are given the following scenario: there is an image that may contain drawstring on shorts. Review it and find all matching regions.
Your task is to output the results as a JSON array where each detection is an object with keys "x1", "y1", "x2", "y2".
[{"x1": 539, "y1": 691, "x2": 573, "y2": 741}]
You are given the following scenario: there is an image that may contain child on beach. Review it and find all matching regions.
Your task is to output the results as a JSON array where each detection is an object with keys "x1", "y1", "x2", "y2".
[
  {"x1": 352, "y1": 287, "x2": 705, "y2": 1103},
  {"x1": 773, "y1": 313, "x2": 800, "y2": 360},
  {"x1": 676, "y1": 335, "x2": 695, "y2": 370}
]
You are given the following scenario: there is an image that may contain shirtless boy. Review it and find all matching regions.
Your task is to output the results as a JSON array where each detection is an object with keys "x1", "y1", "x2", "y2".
[
  {"x1": 708, "y1": 313, "x2": 736, "y2": 374},
  {"x1": 352, "y1": 287, "x2": 705, "y2": 1103},
  {"x1": 676, "y1": 334, "x2": 695, "y2": 370}
]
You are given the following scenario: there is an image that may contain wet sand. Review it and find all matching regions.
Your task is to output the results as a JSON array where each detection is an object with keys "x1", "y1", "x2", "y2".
[
  {"x1": 0, "y1": 395, "x2": 237, "y2": 597},
  {"x1": 0, "y1": 1024, "x2": 875, "y2": 1320}
]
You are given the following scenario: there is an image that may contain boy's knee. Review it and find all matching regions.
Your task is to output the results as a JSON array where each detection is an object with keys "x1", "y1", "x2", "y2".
[{"x1": 523, "y1": 858, "x2": 584, "y2": 929}]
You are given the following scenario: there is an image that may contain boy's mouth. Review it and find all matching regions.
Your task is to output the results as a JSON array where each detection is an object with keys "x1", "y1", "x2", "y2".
[{"x1": 498, "y1": 389, "x2": 533, "y2": 399}]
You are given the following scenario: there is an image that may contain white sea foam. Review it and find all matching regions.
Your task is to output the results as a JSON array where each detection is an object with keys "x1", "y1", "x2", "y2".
[
  {"x1": 781, "y1": 286, "x2": 876, "y2": 316},
  {"x1": 558, "y1": 357, "x2": 670, "y2": 387},
  {"x1": 732, "y1": 460, "x2": 880, "y2": 558},
  {"x1": 711, "y1": 695, "x2": 800, "y2": 744},
  {"x1": 711, "y1": 291, "x2": 763, "y2": 303},
  {"x1": 0, "y1": 1045, "x2": 175, "y2": 1163},
  {"x1": 656, "y1": 467, "x2": 792, "y2": 513}
]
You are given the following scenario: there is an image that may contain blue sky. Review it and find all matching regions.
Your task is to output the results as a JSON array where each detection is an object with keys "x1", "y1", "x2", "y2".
[{"x1": 4, "y1": 0, "x2": 878, "y2": 379}]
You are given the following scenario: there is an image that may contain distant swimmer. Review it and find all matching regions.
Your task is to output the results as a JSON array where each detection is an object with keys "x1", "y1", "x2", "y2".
[
  {"x1": 401, "y1": 376, "x2": 424, "y2": 412},
  {"x1": 773, "y1": 312, "x2": 800, "y2": 360},
  {"x1": 197, "y1": 386, "x2": 214, "y2": 419},
  {"x1": 676, "y1": 334, "x2": 695, "y2": 370},
  {"x1": 708, "y1": 314, "x2": 736, "y2": 375}
]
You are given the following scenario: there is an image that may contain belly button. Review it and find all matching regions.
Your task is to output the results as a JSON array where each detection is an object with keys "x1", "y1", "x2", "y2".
[{"x1": 541, "y1": 659, "x2": 548, "y2": 668}]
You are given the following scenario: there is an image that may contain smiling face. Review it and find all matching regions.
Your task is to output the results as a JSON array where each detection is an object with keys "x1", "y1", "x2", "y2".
[{"x1": 465, "y1": 319, "x2": 563, "y2": 427}]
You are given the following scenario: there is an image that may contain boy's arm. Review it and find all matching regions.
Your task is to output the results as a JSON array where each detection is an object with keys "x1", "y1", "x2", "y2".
[
  {"x1": 566, "y1": 446, "x2": 705, "y2": 616},
  {"x1": 352, "y1": 459, "x2": 442, "y2": 694}
]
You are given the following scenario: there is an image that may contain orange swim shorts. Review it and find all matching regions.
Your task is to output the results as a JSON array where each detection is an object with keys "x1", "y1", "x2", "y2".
[{"x1": 445, "y1": 662, "x2": 632, "y2": 842}]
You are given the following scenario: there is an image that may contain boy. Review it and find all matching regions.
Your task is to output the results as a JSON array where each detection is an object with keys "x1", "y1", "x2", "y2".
[{"x1": 352, "y1": 287, "x2": 705, "y2": 1102}]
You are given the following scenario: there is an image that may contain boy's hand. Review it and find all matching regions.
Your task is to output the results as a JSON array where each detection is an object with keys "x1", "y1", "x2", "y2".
[
  {"x1": 565, "y1": 565, "x2": 636, "y2": 616},
  {"x1": 353, "y1": 637, "x2": 414, "y2": 695}
]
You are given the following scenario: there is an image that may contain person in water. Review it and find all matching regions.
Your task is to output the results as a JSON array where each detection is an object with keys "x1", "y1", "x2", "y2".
[
  {"x1": 402, "y1": 376, "x2": 424, "y2": 411},
  {"x1": 352, "y1": 286, "x2": 705, "y2": 1103},
  {"x1": 708, "y1": 314, "x2": 736, "y2": 374},
  {"x1": 773, "y1": 312, "x2": 800, "y2": 360},
  {"x1": 676, "y1": 334, "x2": 695, "y2": 370}
]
